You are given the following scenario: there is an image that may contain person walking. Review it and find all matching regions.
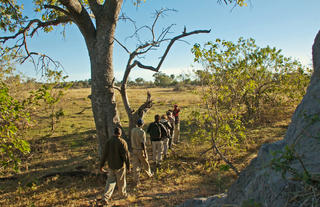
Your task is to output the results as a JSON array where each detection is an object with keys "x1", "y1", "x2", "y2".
[
  {"x1": 99, "y1": 127, "x2": 130, "y2": 204},
  {"x1": 147, "y1": 114, "x2": 167, "y2": 165},
  {"x1": 173, "y1": 104, "x2": 181, "y2": 144},
  {"x1": 166, "y1": 111, "x2": 175, "y2": 149},
  {"x1": 131, "y1": 119, "x2": 153, "y2": 186},
  {"x1": 160, "y1": 115, "x2": 172, "y2": 159}
]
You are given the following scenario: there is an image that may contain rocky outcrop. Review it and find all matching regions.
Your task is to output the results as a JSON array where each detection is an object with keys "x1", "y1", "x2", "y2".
[{"x1": 179, "y1": 30, "x2": 320, "y2": 207}]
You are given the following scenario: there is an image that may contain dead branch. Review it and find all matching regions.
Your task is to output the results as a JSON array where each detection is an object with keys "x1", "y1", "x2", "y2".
[
  {"x1": 135, "y1": 91, "x2": 153, "y2": 117},
  {"x1": 106, "y1": 77, "x2": 121, "y2": 92},
  {"x1": 76, "y1": 107, "x2": 92, "y2": 114},
  {"x1": 131, "y1": 29, "x2": 211, "y2": 72},
  {"x1": 200, "y1": 146, "x2": 214, "y2": 156}
]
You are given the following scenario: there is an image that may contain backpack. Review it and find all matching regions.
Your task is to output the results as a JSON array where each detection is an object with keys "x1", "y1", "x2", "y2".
[
  {"x1": 160, "y1": 120, "x2": 170, "y2": 139},
  {"x1": 148, "y1": 122, "x2": 162, "y2": 140}
]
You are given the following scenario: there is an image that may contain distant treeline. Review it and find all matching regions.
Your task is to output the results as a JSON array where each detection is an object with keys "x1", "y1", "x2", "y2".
[{"x1": 60, "y1": 71, "x2": 206, "y2": 90}]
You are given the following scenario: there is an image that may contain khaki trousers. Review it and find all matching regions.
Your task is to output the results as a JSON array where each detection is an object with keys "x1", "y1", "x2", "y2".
[
  {"x1": 104, "y1": 166, "x2": 127, "y2": 200},
  {"x1": 162, "y1": 138, "x2": 169, "y2": 157},
  {"x1": 132, "y1": 149, "x2": 152, "y2": 182},
  {"x1": 151, "y1": 141, "x2": 163, "y2": 164},
  {"x1": 173, "y1": 122, "x2": 180, "y2": 143}
]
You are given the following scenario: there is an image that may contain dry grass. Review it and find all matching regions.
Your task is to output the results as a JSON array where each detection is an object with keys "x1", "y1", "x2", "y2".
[{"x1": 0, "y1": 87, "x2": 294, "y2": 207}]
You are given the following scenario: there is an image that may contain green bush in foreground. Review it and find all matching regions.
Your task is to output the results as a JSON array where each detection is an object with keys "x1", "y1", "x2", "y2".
[{"x1": 0, "y1": 81, "x2": 30, "y2": 171}]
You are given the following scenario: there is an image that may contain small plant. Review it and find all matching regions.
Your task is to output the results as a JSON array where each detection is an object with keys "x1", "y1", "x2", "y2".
[
  {"x1": 241, "y1": 199, "x2": 262, "y2": 207},
  {"x1": 270, "y1": 145, "x2": 320, "y2": 206},
  {"x1": 31, "y1": 70, "x2": 71, "y2": 132}
]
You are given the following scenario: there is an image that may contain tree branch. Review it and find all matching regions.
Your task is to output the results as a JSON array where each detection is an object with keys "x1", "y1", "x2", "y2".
[
  {"x1": 117, "y1": 9, "x2": 210, "y2": 132},
  {"x1": 0, "y1": 15, "x2": 71, "y2": 67},
  {"x1": 87, "y1": 0, "x2": 102, "y2": 16},
  {"x1": 44, "y1": 4, "x2": 71, "y2": 17},
  {"x1": 107, "y1": 78, "x2": 121, "y2": 92},
  {"x1": 58, "y1": 0, "x2": 96, "y2": 41},
  {"x1": 114, "y1": 38, "x2": 131, "y2": 54},
  {"x1": 102, "y1": 0, "x2": 123, "y2": 23},
  {"x1": 30, "y1": 16, "x2": 72, "y2": 37},
  {"x1": 134, "y1": 91, "x2": 153, "y2": 118},
  {"x1": 133, "y1": 29, "x2": 211, "y2": 72}
]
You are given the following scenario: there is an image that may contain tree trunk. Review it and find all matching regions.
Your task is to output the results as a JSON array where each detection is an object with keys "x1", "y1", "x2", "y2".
[
  {"x1": 85, "y1": 1, "x2": 123, "y2": 158},
  {"x1": 90, "y1": 54, "x2": 120, "y2": 157}
]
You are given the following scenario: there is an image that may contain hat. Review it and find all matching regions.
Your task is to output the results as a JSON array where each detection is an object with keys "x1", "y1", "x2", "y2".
[
  {"x1": 174, "y1": 104, "x2": 178, "y2": 108},
  {"x1": 137, "y1": 118, "x2": 144, "y2": 125}
]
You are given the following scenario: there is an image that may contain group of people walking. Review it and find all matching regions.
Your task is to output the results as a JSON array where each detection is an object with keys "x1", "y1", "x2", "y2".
[
  {"x1": 98, "y1": 104, "x2": 181, "y2": 205},
  {"x1": 147, "y1": 104, "x2": 180, "y2": 165}
]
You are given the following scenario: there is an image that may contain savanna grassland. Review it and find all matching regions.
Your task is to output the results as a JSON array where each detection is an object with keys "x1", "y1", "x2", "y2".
[{"x1": 0, "y1": 87, "x2": 294, "y2": 207}]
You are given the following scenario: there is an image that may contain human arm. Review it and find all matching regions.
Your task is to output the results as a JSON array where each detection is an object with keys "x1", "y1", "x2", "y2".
[
  {"x1": 147, "y1": 123, "x2": 151, "y2": 134},
  {"x1": 120, "y1": 140, "x2": 130, "y2": 171},
  {"x1": 141, "y1": 131, "x2": 147, "y2": 157},
  {"x1": 99, "y1": 141, "x2": 109, "y2": 172}
]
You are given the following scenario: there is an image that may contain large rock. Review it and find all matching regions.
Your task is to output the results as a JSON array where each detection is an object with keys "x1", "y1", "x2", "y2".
[{"x1": 179, "y1": 31, "x2": 320, "y2": 207}]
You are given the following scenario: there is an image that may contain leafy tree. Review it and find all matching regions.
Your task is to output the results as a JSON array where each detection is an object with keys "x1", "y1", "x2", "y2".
[
  {"x1": 192, "y1": 38, "x2": 310, "y2": 123},
  {"x1": 153, "y1": 72, "x2": 174, "y2": 87},
  {"x1": 188, "y1": 37, "x2": 310, "y2": 174},
  {"x1": 0, "y1": 0, "x2": 247, "y2": 158},
  {"x1": 135, "y1": 77, "x2": 144, "y2": 86}
]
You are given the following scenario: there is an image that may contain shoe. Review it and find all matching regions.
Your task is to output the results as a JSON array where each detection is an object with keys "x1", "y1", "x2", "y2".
[
  {"x1": 147, "y1": 171, "x2": 153, "y2": 178},
  {"x1": 95, "y1": 198, "x2": 109, "y2": 207},
  {"x1": 134, "y1": 181, "x2": 141, "y2": 187},
  {"x1": 120, "y1": 193, "x2": 128, "y2": 199},
  {"x1": 102, "y1": 199, "x2": 109, "y2": 206}
]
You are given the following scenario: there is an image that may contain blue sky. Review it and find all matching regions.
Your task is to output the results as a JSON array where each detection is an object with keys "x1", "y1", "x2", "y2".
[{"x1": 17, "y1": 0, "x2": 320, "y2": 81}]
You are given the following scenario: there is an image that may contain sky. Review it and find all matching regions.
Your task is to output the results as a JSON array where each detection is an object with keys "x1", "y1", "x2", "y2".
[{"x1": 15, "y1": 0, "x2": 320, "y2": 82}]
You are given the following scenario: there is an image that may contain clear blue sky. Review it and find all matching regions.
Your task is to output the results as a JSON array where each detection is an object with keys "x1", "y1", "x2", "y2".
[{"x1": 17, "y1": 0, "x2": 320, "y2": 81}]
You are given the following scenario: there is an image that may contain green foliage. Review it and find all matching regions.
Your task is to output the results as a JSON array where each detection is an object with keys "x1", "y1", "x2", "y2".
[
  {"x1": 192, "y1": 37, "x2": 310, "y2": 123},
  {"x1": 0, "y1": 81, "x2": 30, "y2": 171},
  {"x1": 188, "y1": 37, "x2": 310, "y2": 173},
  {"x1": 153, "y1": 72, "x2": 176, "y2": 87},
  {"x1": 270, "y1": 145, "x2": 298, "y2": 179},
  {"x1": 0, "y1": 0, "x2": 26, "y2": 32},
  {"x1": 241, "y1": 199, "x2": 262, "y2": 207},
  {"x1": 270, "y1": 144, "x2": 319, "y2": 187},
  {"x1": 270, "y1": 144, "x2": 320, "y2": 206}
]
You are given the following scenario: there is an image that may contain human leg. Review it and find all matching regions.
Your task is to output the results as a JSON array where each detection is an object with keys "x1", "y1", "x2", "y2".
[
  {"x1": 156, "y1": 141, "x2": 163, "y2": 163},
  {"x1": 174, "y1": 122, "x2": 180, "y2": 143},
  {"x1": 115, "y1": 166, "x2": 127, "y2": 198},
  {"x1": 152, "y1": 141, "x2": 157, "y2": 163},
  {"x1": 132, "y1": 151, "x2": 141, "y2": 184},
  {"x1": 103, "y1": 170, "x2": 117, "y2": 201},
  {"x1": 163, "y1": 138, "x2": 169, "y2": 159},
  {"x1": 137, "y1": 151, "x2": 152, "y2": 177}
]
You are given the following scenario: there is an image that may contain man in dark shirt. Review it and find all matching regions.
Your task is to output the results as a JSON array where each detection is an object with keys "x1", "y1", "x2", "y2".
[
  {"x1": 147, "y1": 114, "x2": 167, "y2": 165},
  {"x1": 99, "y1": 127, "x2": 130, "y2": 204}
]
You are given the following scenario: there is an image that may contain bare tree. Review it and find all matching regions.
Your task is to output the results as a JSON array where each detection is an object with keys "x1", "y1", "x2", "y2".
[{"x1": 111, "y1": 9, "x2": 210, "y2": 144}]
